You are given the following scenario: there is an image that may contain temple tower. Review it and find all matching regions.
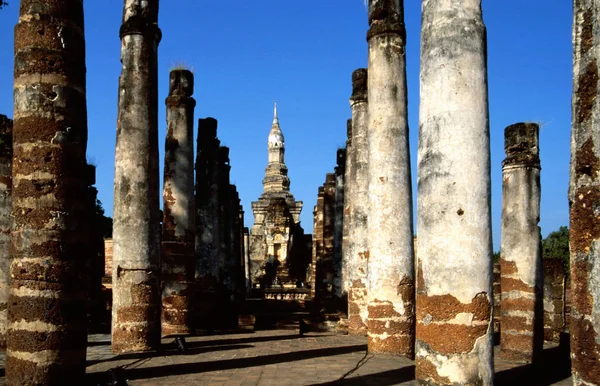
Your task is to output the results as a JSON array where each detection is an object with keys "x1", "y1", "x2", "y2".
[{"x1": 249, "y1": 104, "x2": 306, "y2": 289}]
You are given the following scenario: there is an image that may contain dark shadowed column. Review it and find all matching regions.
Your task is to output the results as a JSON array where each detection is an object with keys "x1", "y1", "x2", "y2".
[
  {"x1": 333, "y1": 148, "x2": 345, "y2": 306},
  {"x1": 195, "y1": 118, "x2": 222, "y2": 329},
  {"x1": 348, "y1": 69, "x2": 369, "y2": 336},
  {"x1": 570, "y1": 1, "x2": 600, "y2": 384},
  {"x1": 8, "y1": 1, "x2": 89, "y2": 383},
  {"x1": 417, "y1": 0, "x2": 493, "y2": 383},
  {"x1": 366, "y1": 0, "x2": 415, "y2": 356},
  {"x1": 342, "y1": 119, "x2": 353, "y2": 299},
  {"x1": 500, "y1": 122, "x2": 543, "y2": 363},
  {"x1": 162, "y1": 69, "x2": 196, "y2": 336},
  {"x1": 112, "y1": 0, "x2": 162, "y2": 353},
  {"x1": 0, "y1": 115, "x2": 11, "y2": 349}
]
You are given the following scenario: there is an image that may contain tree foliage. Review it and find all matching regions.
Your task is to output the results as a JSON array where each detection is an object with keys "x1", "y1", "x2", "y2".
[
  {"x1": 95, "y1": 199, "x2": 113, "y2": 238},
  {"x1": 0, "y1": 2, "x2": 7, "y2": 10},
  {"x1": 542, "y1": 225, "x2": 569, "y2": 270}
]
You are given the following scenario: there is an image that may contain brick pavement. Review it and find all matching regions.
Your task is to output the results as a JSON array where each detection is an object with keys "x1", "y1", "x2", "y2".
[{"x1": 0, "y1": 329, "x2": 573, "y2": 385}]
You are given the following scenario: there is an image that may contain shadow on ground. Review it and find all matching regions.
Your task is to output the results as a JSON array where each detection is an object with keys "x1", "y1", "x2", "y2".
[
  {"x1": 495, "y1": 336, "x2": 571, "y2": 386},
  {"x1": 309, "y1": 366, "x2": 415, "y2": 386},
  {"x1": 87, "y1": 344, "x2": 367, "y2": 385}
]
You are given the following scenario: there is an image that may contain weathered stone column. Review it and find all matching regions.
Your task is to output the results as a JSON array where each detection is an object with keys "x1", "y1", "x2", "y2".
[
  {"x1": 366, "y1": 1, "x2": 415, "y2": 356},
  {"x1": 542, "y1": 259, "x2": 566, "y2": 343},
  {"x1": 195, "y1": 118, "x2": 222, "y2": 329},
  {"x1": 341, "y1": 119, "x2": 353, "y2": 296},
  {"x1": 500, "y1": 122, "x2": 543, "y2": 363},
  {"x1": 161, "y1": 69, "x2": 196, "y2": 336},
  {"x1": 333, "y1": 149, "x2": 345, "y2": 305},
  {"x1": 348, "y1": 69, "x2": 369, "y2": 335},
  {"x1": 570, "y1": 1, "x2": 600, "y2": 383},
  {"x1": 112, "y1": 0, "x2": 162, "y2": 353},
  {"x1": 416, "y1": 0, "x2": 494, "y2": 383},
  {"x1": 8, "y1": 1, "x2": 89, "y2": 383},
  {"x1": 0, "y1": 115, "x2": 11, "y2": 350}
]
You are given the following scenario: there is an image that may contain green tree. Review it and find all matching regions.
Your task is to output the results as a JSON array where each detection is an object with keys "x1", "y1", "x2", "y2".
[
  {"x1": 95, "y1": 198, "x2": 113, "y2": 238},
  {"x1": 542, "y1": 226, "x2": 570, "y2": 270}
]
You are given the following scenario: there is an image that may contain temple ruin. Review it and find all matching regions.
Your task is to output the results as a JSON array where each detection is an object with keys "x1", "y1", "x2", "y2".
[
  {"x1": 0, "y1": 0, "x2": 594, "y2": 385},
  {"x1": 248, "y1": 105, "x2": 309, "y2": 294}
]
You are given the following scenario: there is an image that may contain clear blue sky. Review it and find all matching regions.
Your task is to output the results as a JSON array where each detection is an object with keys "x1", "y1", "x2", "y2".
[{"x1": 0, "y1": 0, "x2": 572, "y2": 251}]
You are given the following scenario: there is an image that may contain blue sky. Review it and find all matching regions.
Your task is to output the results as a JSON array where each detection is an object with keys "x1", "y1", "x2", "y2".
[{"x1": 0, "y1": 1, "x2": 572, "y2": 251}]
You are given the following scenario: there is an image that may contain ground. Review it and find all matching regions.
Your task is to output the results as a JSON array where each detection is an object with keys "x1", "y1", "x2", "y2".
[{"x1": 0, "y1": 329, "x2": 573, "y2": 385}]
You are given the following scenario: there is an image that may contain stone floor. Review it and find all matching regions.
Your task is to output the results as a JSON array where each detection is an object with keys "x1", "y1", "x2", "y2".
[{"x1": 0, "y1": 329, "x2": 573, "y2": 385}]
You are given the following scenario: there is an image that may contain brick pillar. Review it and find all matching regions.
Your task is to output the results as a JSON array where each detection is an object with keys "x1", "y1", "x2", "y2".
[
  {"x1": 500, "y1": 122, "x2": 543, "y2": 363},
  {"x1": 161, "y1": 69, "x2": 196, "y2": 336},
  {"x1": 543, "y1": 259, "x2": 566, "y2": 343},
  {"x1": 0, "y1": 115, "x2": 11, "y2": 349},
  {"x1": 366, "y1": 0, "x2": 415, "y2": 356},
  {"x1": 8, "y1": 1, "x2": 89, "y2": 383},
  {"x1": 570, "y1": 1, "x2": 600, "y2": 383},
  {"x1": 348, "y1": 69, "x2": 369, "y2": 335},
  {"x1": 112, "y1": 0, "x2": 162, "y2": 354},
  {"x1": 416, "y1": 0, "x2": 493, "y2": 383}
]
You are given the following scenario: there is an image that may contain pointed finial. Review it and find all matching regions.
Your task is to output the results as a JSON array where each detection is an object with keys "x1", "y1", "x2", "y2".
[{"x1": 273, "y1": 101, "x2": 278, "y2": 123}]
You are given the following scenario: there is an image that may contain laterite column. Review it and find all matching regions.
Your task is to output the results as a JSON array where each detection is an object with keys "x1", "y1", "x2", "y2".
[
  {"x1": 112, "y1": 0, "x2": 162, "y2": 353},
  {"x1": 8, "y1": 1, "x2": 89, "y2": 383},
  {"x1": 162, "y1": 69, "x2": 196, "y2": 336},
  {"x1": 366, "y1": 0, "x2": 415, "y2": 356},
  {"x1": 500, "y1": 122, "x2": 543, "y2": 363},
  {"x1": 570, "y1": 1, "x2": 600, "y2": 383},
  {"x1": 347, "y1": 69, "x2": 369, "y2": 335},
  {"x1": 416, "y1": 0, "x2": 494, "y2": 383}
]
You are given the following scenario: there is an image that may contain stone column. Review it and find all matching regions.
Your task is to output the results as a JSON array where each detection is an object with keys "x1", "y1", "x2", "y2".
[
  {"x1": 341, "y1": 119, "x2": 353, "y2": 296},
  {"x1": 366, "y1": 1, "x2": 415, "y2": 356},
  {"x1": 348, "y1": 69, "x2": 369, "y2": 335},
  {"x1": 542, "y1": 259, "x2": 565, "y2": 343},
  {"x1": 311, "y1": 187, "x2": 325, "y2": 300},
  {"x1": 161, "y1": 69, "x2": 196, "y2": 336},
  {"x1": 112, "y1": 0, "x2": 162, "y2": 353},
  {"x1": 8, "y1": 1, "x2": 89, "y2": 383},
  {"x1": 195, "y1": 118, "x2": 222, "y2": 329},
  {"x1": 0, "y1": 115, "x2": 11, "y2": 349},
  {"x1": 500, "y1": 122, "x2": 543, "y2": 363},
  {"x1": 333, "y1": 149, "x2": 345, "y2": 304},
  {"x1": 416, "y1": 0, "x2": 494, "y2": 383},
  {"x1": 243, "y1": 227, "x2": 250, "y2": 293},
  {"x1": 570, "y1": 1, "x2": 600, "y2": 383}
]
